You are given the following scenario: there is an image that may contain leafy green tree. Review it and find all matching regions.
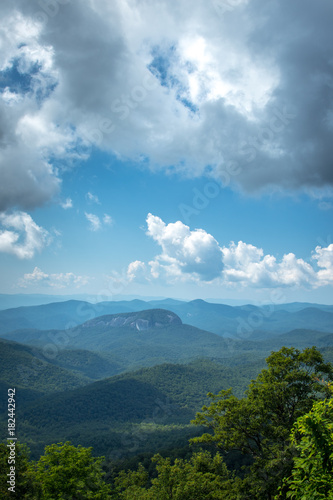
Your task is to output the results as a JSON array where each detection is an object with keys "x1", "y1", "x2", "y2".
[
  {"x1": 113, "y1": 450, "x2": 240, "y2": 499},
  {"x1": 191, "y1": 347, "x2": 333, "y2": 499},
  {"x1": 30, "y1": 441, "x2": 111, "y2": 499},
  {"x1": 0, "y1": 442, "x2": 35, "y2": 498},
  {"x1": 281, "y1": 383, "x2": 333, "y2": 499},
  {"x1": 112, "y1": 462, "x2": 149, "y2": 499}
]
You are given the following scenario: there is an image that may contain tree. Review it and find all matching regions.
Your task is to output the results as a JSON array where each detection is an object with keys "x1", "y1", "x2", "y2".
[
  {"x1": 111, "y1": 462, "x2": 149, "y2": 499},
  {"x1": 281, "y1": 383, "x2": 333, "y2": 499},
  {"x1": 113, "y1": 450, "x2": 240, "y2": 499},
  {"x1": 0, "y1": 442, "x2": 35, "y2": 498},
  {"x1": 191, "y1": 347, "x2": 333, "y2": 499},
  {"x1": 30, "y1": 441, "x2": 111, "y2": 499}
]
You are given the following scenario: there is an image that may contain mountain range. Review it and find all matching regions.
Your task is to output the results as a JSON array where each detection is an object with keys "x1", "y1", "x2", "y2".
[
  {"x1": 0, "y1": 298, "x2": 333, "y2": 338},
  {"x1": 1, "y1": 296, "x2": 333, "y2": 461}
]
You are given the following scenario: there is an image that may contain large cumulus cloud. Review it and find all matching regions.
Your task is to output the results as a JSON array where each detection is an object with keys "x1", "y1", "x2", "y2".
[
  {"x1": 145, "y1": 213, "x2": 223, "y2": 282},
  {"x1": 0, "y1": 0, "x2": 332, "y2": 220},
  {"x1": 127, "y1": 214, "x2": 333, "y2": 289}
]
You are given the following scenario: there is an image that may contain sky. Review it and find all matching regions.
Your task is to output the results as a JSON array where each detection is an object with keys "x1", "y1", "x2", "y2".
[{"x1": 0, "y1": 0, "x2": 333, "y2": 304}]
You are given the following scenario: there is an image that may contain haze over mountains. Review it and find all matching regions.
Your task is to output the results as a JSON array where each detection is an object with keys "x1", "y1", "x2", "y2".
[
  {"x1": 0, "y1": 297, "x2": 333, "y2": 339},
  {"x1": 0, "y1": 294, "x2": 253, "y2": 311},
  {"x1": 1, "y1": 300, "x2": 333, "y2": 385}
]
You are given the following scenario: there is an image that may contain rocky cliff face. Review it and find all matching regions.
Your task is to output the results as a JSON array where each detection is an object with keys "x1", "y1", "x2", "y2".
[{"x1": 82, "y1": 309, "x2": 182, "y2": 331}]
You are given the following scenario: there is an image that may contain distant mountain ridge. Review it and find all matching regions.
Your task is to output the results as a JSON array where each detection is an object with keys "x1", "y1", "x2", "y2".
[
  {"x1": 0, "y1": 298, "x2": 332, "y2": 338},
  {"x1": 0, "y1": 294, "x2": 254, "y2": 310}
]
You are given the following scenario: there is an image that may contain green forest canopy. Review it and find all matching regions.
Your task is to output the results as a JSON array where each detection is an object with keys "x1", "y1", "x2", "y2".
[{"x1": 1, "y1": 346, "x2": 333, "y2": 499}]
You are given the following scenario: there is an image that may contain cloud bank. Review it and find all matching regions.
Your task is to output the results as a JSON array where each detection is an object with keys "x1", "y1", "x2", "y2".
[
  {"x1": 0, "y1": 0, "x2": 332, "y2": 221},
  {"x1": 127, "y1": 214, "x2": 333, "y2": 289},
  {"x1": 18, "y1": 266, "x2": 89, "y2": 289}
]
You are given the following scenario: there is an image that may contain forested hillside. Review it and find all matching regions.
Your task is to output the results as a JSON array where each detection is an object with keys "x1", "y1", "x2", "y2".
[
  {"x1": 1, "y1": 347, "x2": 333, "y2": 499},
  {"x1": 1, "y1": 299, "x2": 333, "y2": 497}
]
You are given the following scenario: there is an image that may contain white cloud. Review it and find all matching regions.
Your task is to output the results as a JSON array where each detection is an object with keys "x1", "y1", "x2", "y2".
[
  {"x1": 0, "y1": 9, "x2": 81, "y2": 212},
  {"x1": 222, "y1": 241, "x2": 317, "y2": 288},
  {"x1": 1, "y1": 87, "x2": 23, "y2": 105},
  {"x1": 103, "y1": 214, "x2": 113, "y2": 225},
  {"x1": 60, "y1": 198, "x2": 73, "y2": 209},
  {"x1": 86, "y1": 192, "x2": 101, "y2": 205},
  {"x1": 318, "y1": 201, "x2": 333, "y2": 211},
  {"x1": 127, "y1": 215, "x2": 333, "y2": 289},
  {"x1": 143, "y1": 213, "x2": 223, "y2": 282},
  {"x1": 85, "y1": 212, "x2": 101, "y2": 232},
  {"x1": 18, "y1": 266, "x2": 90, "y2": 289},
  {"x1": 0, "y1": 0, "x2": 332, "y2": 216},
  {"x1": 85, "y1": 212, "x2": 113, "y2": 231},
  {"x1": 52, "y1": 228, "x2": 62, "y2": 237},
  {"x1": 127, "y1": 260, "x2": 148, "y2": 283},
  {"x1": 312, "y1": 244, "x2": 333, "y2": 286},
  {"x1": 0, "y1": 211, "x2": 50, "y2": 259}
]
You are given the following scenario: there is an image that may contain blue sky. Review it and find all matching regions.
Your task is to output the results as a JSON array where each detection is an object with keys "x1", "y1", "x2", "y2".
[{"x1": 0, "y1": 0, "x2": 332, "y2": 304}]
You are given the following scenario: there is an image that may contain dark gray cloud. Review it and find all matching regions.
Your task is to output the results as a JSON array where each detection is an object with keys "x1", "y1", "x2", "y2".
[
  {"x1": 0, "y1": 96, "x2": 61, "y2": 212},
  {"x1": 0, "y1": 0, "x2": 332, "y2": 213},
  {"x1": 241, "y1": 0, "x2": 333, "y2": 191}
]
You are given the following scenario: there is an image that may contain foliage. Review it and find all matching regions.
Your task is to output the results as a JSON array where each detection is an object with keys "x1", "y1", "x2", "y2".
[
  {"x1": 3, "y1": 341, "x2": 333, "y2": 499},
  {"x1": 2, "y1": 346, "x2": 333, "y2": 499},
  {"x1": 0, "y1": 339, "x2": 91, "y2": 396},
  {"x1": 29, "y1": 441, "x2": 111, "y2": 499},
  {"x1": 7, "y1": 358, "x2": 261, "y2": 460},
  {"x1": 113, "y1": 450, "x2": 240, "y2": 499},
  {"x1": 191, "y1": 347, "x2": 333, "y2": 499},
  {"x1": 281, "y1": 383, "x2": 333, "y2": 499},
  {"x1": 0, "y1": 442, "x2": 35, "y2": 499}
]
